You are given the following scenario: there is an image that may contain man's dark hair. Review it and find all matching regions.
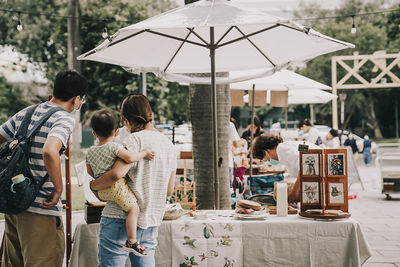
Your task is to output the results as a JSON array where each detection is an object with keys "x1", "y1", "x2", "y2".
[
  {"x1": 53, "y1": 70, "x2": 88, "y2": 101},
  {"x1": 298, "y1": 118, "x2": 312, "y2": 129},
  {"x1": 90, "y1": 109, "x2": 118, "y2": 138},
  {"x1": 329, "y1": 129, "x2": 339, "y2": 137}
]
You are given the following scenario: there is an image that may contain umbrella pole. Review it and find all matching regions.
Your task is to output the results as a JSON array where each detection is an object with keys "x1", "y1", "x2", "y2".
[
  {"x1": 284, "y1": 107, "x2": 288, "y2": 130},
  {"x1": 310, "y1": 104, "x2": 314, "y2": 124},
  {"x1": 210, "y1": 27, "x2": 220, "y2": 210},
  {"x1": 250, "y1": 84, "x2": 255, "y2": 177}
]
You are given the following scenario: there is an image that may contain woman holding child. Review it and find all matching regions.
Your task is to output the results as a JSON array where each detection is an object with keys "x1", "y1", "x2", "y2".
[{"x1": 89, "y1": 94, "x2": 177, "y2": 267}]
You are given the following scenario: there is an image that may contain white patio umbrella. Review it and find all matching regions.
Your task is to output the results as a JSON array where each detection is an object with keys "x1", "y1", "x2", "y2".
[
  {"x1": 242, "y1": 89, "x2": 337, "y2": 104},
  {"x1": 78, "y1": 0, "x2": 354, "y2": 209}
]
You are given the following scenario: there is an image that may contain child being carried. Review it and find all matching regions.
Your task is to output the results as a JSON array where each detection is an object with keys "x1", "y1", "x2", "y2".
[{"x1": 86, "y1": 108, "x2": 154, "y2": 257}]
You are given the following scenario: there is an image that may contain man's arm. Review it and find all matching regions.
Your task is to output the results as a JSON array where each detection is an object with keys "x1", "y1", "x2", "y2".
[
  {"x1": 90, "y1": 159, "x2": 132, "y2": 191},
  {"x1": 0, "y1": 133, "x2": 7, "y2": 146},
  {"x1": 41, "y1": 136, "x2": 63, "y2": 208}
]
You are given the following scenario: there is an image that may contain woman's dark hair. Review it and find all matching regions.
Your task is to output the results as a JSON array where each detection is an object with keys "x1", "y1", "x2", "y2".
[
  {"x1": 121, "y1": 94, "x2": 152, "y2": 133},
  {"x1": 298, "y1": 118, "x2": 312, "y2": 129},
  {"x1": 53, "y1": 70, "x2": 88, "y2": 101},
  {"x1": 252, "y1": 134, "x2": 283, "y2": 160},
  {"x1": 90, "y1": 109, "x2": 119, "y2": 138},
  {"x1": 247, "y1": 116, "x2": 263, "y2": 136},
  {"x1": 230, "y1": 117, "x2": 239, "y2": 130}
]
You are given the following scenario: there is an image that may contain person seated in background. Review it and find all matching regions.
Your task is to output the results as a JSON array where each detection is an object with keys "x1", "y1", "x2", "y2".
[
  {"x1": 298, "y1": 118, "x2": 322, "y2": 145},
  {"x1": 252, "y1": 135, "x2": 320, "y2": 203},
  {"x1": 321, "y1": 128, "x2": 340, "y2": 148},
  {"x1": 241, "y1": 116, "x2": 264, "y2": 149}
]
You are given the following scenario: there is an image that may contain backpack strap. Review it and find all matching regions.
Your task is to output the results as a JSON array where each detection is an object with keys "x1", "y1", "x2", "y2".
[
  {"x1": 14, "y1": 104, "x2": 39, "y2": 140},
  {"x1": 26, "y1": 106, "x2": 65, "y2": 140}
]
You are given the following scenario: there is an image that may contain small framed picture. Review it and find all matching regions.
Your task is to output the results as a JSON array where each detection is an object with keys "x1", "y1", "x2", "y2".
[
  {"x1": 327, "y1": 182, "x2": 345, "y2": 205},
  {"x1": 302, "y1": 181, "x2": 320, "y2": 205},
  {"x1": 327, "y1": 152, "x2": 346, "y2": 177},
  {"x1": 300, "y1": 150, "x2": 322, "y2": 178}
]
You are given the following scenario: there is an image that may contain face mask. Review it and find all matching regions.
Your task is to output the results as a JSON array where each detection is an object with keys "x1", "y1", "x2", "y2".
[{"x1": 269, "y1": 159, "x2": 280, "y2": 165}]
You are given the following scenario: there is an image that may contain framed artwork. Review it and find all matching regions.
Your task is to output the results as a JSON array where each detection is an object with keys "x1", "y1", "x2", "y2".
[
  {"x1": 300, "y1": 150, "x2": 322, "y2": 178},
  {"x1": 301, "y1": 181, "x2": 320, "y2": 205},
  {"x1": 327, "y1": 152, "x2": 346, "y2": 177},
  {"x1": 327, "y1": 182, "x2": 345, "y2": 205}
]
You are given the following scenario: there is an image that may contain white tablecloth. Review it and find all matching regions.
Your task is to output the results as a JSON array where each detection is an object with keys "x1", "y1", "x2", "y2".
[{"x1": 69, "y1": 211, "x2": 371, "y2": 267}]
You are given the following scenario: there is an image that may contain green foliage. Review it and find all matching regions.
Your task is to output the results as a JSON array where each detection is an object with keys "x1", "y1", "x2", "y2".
[
  {"x1": 295, "y1": 0, "x2": 400, "y2": 137},
  {"x1": 0, "y1": 0, "x2": 185, "y2": 125},
  {"x1": 0, "y1": 75, "x2": 27, "y2": 124}
]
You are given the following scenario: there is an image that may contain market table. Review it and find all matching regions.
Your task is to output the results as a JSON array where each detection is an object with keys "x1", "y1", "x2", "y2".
[{"x1": 69, "y1": 210, "x2": 371, "y2": 267}]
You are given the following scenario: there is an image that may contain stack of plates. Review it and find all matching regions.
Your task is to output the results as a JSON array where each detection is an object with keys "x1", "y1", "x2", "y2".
[{"x1": 233, "y1": 213, "x2": 268, "y2": 220}]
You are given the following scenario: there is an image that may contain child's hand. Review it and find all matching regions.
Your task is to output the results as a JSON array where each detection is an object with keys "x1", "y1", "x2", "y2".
[{"x1": 144, "y1": 149, "x2": 155, "y2": 160}]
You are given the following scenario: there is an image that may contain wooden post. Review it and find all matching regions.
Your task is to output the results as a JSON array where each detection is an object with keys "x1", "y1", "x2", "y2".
[{"x1": 64, "y1": 144, "x2": 72, "y2": 267}]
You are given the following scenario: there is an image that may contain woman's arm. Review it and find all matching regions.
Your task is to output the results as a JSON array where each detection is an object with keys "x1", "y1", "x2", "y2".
[
  {"x1": 90, "y1": 158, "x2": 132, "y2": 191},
  {"x1": 167, "y1": 170, "x2": 176, "y2": 197}
]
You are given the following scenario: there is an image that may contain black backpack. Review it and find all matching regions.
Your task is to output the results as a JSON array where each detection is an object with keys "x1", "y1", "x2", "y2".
[{"x1": 0, "y1": 104, "x2": 64, "y2": 214}]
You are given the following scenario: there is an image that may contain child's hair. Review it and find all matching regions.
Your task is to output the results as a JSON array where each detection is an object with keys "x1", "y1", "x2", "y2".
[
  {"x1": 252, "y1": 134, "x2": 283, "y2": 160},
  {"x1": 90, "y1": 108, "x2": 119, "y2": 138}
]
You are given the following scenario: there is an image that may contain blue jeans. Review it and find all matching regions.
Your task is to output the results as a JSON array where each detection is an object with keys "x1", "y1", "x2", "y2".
[
  {"x1": 98, "y1": 216, "x2": 159, "y2": 267},
  {"x1": 363, "y1": 150, "x2": 372, "y2": 165}
]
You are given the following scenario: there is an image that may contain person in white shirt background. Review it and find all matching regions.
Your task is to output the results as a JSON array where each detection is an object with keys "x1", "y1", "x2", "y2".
[
  {"x1": 298, "y1": 118, "x2": 322, "y2": 146},
  {"x1": 321, "y1": 128, "x2": 340, "y2": 148}
]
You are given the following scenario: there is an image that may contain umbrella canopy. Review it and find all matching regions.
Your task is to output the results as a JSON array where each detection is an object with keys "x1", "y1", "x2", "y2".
[
  {"x1": 78, "y1": 0, "x2": 354, "y2": 84},
  {"x1": 230, "y1": 69, "x2": 331, "y2": 91},
  {"x1": 78, "y1": 0, "x2": 354, "y2": 209},
  {"x1": 243, "y1": 89, "x2": 337, "y2": 104}
]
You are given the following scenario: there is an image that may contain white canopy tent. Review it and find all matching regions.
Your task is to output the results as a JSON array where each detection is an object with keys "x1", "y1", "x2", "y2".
[{"x1": 78, "y1": 0, "x2": 354, "y2": 208}]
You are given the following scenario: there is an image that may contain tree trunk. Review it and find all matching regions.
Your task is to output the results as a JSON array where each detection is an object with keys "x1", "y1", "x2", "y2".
[
  {"x1": 365, "y1": 94, "x2": 383, "y2": 139},
  {"x1": 189, "y1": 74, "x2": 231, "y2": 210}
]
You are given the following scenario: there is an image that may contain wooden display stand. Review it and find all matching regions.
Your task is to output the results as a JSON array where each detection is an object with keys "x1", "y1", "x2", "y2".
[
  {"x1": 299, "y1": 149, "x2": 350, "y2": 219},
  {"x1": 174, "y1": 151, "x2": 196, "y2": 211}
]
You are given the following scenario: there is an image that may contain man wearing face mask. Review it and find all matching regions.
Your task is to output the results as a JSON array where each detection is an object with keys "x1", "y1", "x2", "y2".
[
  {"x1": 0, "y1": 70, "x2": 87, "y2": 267},
  {"x1": 252, "y1": 135, "x2": 320, "y2": 203}
]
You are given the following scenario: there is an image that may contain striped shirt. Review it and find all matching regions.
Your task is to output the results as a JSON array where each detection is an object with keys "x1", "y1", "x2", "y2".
[
  {"x1": 0, "y1": 101, "x2": 74, "y2": 216},
  {"x1": 102, "y1": 130, "x2": 177, "y2": 229}
]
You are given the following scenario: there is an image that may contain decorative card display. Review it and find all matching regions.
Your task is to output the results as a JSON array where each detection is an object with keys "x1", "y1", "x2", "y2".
[{"x1": 300, "y1": 149, "x2": 348, "y2": 213}]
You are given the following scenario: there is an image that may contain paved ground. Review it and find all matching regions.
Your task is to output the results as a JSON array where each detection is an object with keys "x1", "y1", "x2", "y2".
[{"x1": 1, "y1": 156, "x2": 399, "y2": 266}]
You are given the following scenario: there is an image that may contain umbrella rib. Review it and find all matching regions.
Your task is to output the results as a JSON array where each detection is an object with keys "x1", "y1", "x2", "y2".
[
  {"x1": 279, "y1": 24, "x2": 352, "y2": 47},
  {"x1": 164, "y1": 29, "x2": 193, "y2": 72},
  {"x1": 217, "y1": 24, "x2": 280, "y2": 48},
  {"x1": 108, "y1": 30, "x2": 147, "y2": 48},
  {"x1": 146, "y1": 29, "x2": 207, "y2": 47},
  {"x1": 234, "y1": 26, "x2": 276, "y2": 67},
  {"x1": 215, "y1": 26, "x2": 234, "y2": 46},
  {"x1": 187, "y1": 28, "x2": 209, "y2": 46},
  {"x1": 80, "y1": 30, "x2": 147, "y2": 58}
]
